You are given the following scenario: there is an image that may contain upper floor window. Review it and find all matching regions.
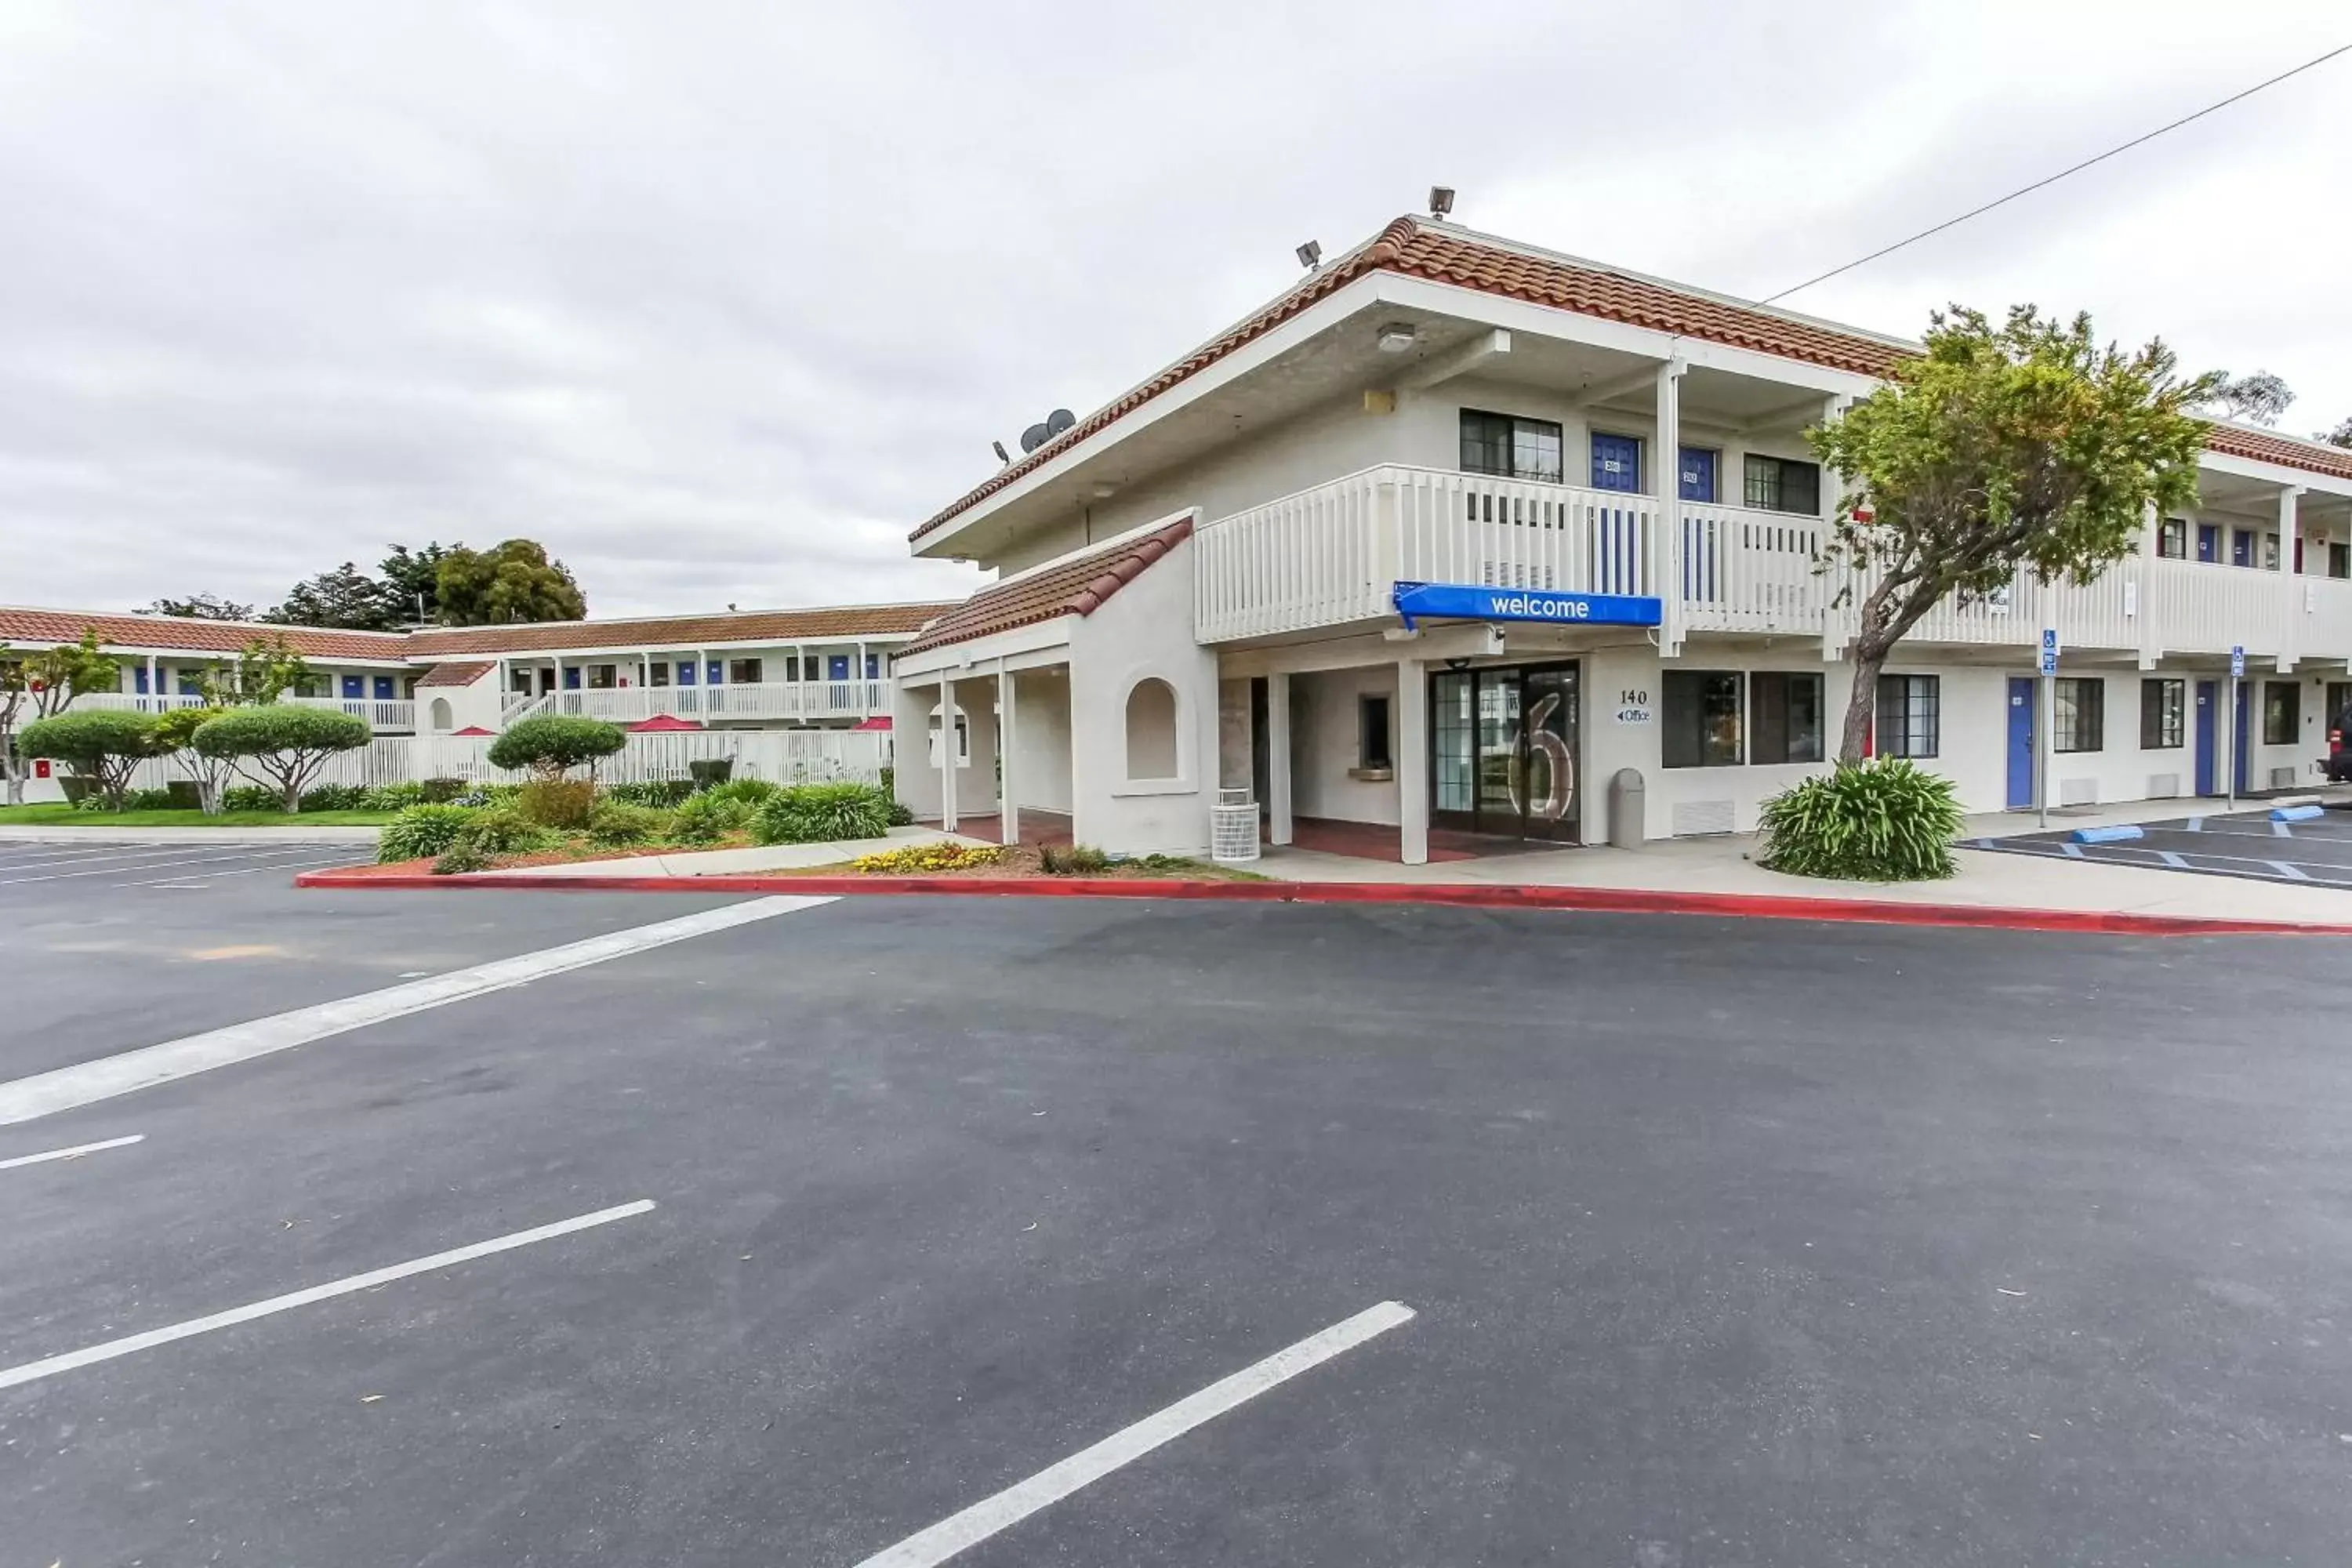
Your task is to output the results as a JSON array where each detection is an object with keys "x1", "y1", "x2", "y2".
[
  {"x1": 2157, "y1": 517, "x2": 2187, "y2": 559},
  {"x1": 1460, "y1": 410, "x2": 1563, "y2": 483},
  {"x1": 2332, "y1": 543, "x2": 2350, "y2": 580},
  {"x1": 728, "y1": 658, "x2": 764, "y2": 685},
  {"x1": 1744, "y1": 455, "x2": 1821, "y2": 516},
  {"x1": 586, "y1": 663, "x2": 618, "y2": 690},
  {"x1": 648, "y1": 662, "x2": 670, "y2": 687}
]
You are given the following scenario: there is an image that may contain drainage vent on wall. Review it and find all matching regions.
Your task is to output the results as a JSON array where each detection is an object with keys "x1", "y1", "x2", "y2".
[
  {"x1": 1671, "y1": 800, "x2": 1737, "y2": 837},
  {"x1": 2059, "y1": 779, "x2": 2100, "y2": 807},
  {"x1": 2146, "y1": 772, "x2": 2180, "y2": 799}
]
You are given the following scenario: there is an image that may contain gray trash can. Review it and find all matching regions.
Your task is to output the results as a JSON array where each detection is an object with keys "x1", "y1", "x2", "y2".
[{"x1": 1607, "y1": 768, "x2": 1644, "y2": 850}]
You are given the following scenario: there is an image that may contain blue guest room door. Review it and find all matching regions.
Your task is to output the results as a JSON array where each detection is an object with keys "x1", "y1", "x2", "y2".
[
  {"x1": 2194, "y1": 681, "x2": 2216, "y2": 795},
  {"x1": 1590, "y1": 434, "x2": 1641, "y2": 492},
  {"x1": 2005, "y1": 677, "x2": 2036, "y2": 808}
]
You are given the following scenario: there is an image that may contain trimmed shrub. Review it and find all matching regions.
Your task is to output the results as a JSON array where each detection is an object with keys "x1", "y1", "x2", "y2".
[
  {"x1": 1040, "y1": 842, "x2": 1110, "y2": 876},
  {"x1": 517, "y1": 777, "x2": 597, "y2": 829},
  {"x1": 162, "y1": 779, "x2": 202, "y2": 810},
  {"x1": 361, "y1": 781, "x2": 427, "y2": 811},
  {"x1": 122, "y1": 786, "x2": 180, "y2": 811},
  {"x1": 754, "y1": 782, "x2": 894, "y2": 844},
  {"x1": 604, "y1": 778, "x2": 695, "y2": 808},
  {"x1": 487, "y1": 713, "x2": 626, "y2": 779},
  {"x1": 451, "y1": 782, "x2": 522, "y2": 808},
  {"x1": 666, "y1": 791, "x2": 753, "y2": 845},
  {"x1": 299, "y1": 782, "x2": 370, "y2": 812},
  {"x1": 191, "y1": 706, "x2": 371, "y2": 812},
  {"x1": 886, "y1": 796, "x2": 916, "y2": 827},
  {"x1": 688, "y1": 757, "x2": 734, "y2": 789},
  {"x1": 20, "y1": 709, "x2": 164, "y2": 809},
  {"x1": 419, "y1": 777, "x2": 468, "y2": 804},
  {"x1": 1756, "y1": 759, "x2": 1964, "y2": 882},
  {"x1": 586, "y1": 802, "x2": 671, "y2": 847},
  {"x1": 378, "y1": 804, "x2": 476, "y2": 863},
  {"x1": 223, "y1": 784, "x2": 281, "y2": 813}
]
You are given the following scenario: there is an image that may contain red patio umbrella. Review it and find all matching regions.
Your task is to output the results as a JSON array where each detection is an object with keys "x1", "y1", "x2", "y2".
[
  {"x1": 452, "y1": 725, "x2": 495, "y2": 736},
  {"x1": 627, "y1": 713, "x2": 704, "y2": 732},
  {"x1": 850, "y1": 716, "x2": 892, "y2": 731}
]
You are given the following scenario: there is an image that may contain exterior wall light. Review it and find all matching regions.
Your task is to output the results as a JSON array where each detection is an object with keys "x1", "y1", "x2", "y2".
[{"x1": 1376, "y1": 323, "x2": 1417, "y2": 354}]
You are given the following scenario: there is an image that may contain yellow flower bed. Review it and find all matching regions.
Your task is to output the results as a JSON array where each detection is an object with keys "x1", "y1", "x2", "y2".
[{"x1": 849, "y1": 842, "x2": 1004, "y2": 873}]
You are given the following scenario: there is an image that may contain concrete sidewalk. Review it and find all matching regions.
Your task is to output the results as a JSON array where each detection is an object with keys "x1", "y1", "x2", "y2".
[
  {"x1": 0, "y1": 824, "x2": 382, "y2": 845},
  {"x1": 1257, "y1": 819, "x2": 2352, "y2": 927}
]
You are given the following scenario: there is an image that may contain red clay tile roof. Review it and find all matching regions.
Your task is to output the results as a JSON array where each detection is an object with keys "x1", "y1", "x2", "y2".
[
  {"x1": 2204, "y1": 423, "x2": 2352, "y2": 483},
  {"x1": 900, "y1": 518, "x2": 1194, "y2": 656},
  {"x1": 910, "y1": 217, "x2": 1915, "y2": 544},
  {"x1": 415, "y1": 659, "x2": 495, "y2": 688},
  {"x1": 0, "y1": 607, "x2": 410, "y2": 661},
  {"x1": 913, "y1": 216, "x2": 2352, "y2": 543},
  {"x1": 403, "y1": 603, "x2": 957, "y2": 656}
]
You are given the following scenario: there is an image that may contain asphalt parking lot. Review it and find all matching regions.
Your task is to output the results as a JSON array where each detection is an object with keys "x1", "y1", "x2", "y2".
[
  {"x1": 3, "y1": 870, "x2": 2350, "y2": 1566},
  {"x1": 1966, "y1": 804, "x2": 2352, "y2": 887}
]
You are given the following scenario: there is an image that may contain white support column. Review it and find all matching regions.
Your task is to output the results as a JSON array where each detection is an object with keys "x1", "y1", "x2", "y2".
[
  {"x1": 2280, "y1": 486, "x2": 2307, "y2": 673},
  {"x1": 1818, "y1": 393, "x2": 1856, "y2": 662},
  {"x1": 997, "y1": 662, "x2": 1018, "y2": 848},
  {"x1": 145, "y1": 654, "x2": 158, "y2": 711},
  {"x1": 2136, "y1": 501, "x2": 2159, "y2": 670},
  {"x1": 1266, "y1": 671, "x2": 1294, "y2": 845},
  {"x1": 938, "y1": 674, "x2": 957, "y2": 832},
  {"x1": 1397, "y1": 658, "x2": 1428, "y2": 866},
  {"x1": 1653, "y1": 358, "x2": 1685, "y2": 656}
]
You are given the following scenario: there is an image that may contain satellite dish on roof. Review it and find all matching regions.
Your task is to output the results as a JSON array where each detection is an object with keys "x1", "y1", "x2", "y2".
[
  {"x1": 1046, "y1": 408, "x2": 1075, "y2": 437},
  {"x1": 1018, "y1": 422, "x2": 1051, "y2": 453}
]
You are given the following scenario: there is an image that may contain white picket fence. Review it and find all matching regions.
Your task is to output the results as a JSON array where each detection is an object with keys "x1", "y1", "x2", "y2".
[{"x1": 127, "y1": 728, "x2": 893, "y2": 794}]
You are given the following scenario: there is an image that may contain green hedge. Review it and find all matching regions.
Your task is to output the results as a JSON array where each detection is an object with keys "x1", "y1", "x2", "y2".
[
  {"x1": 1756, "y1": 759, "x2": 1964, "y2": 882},
  {"x1": 378, "y1": 804, "x2": 477, "y2": 862}
]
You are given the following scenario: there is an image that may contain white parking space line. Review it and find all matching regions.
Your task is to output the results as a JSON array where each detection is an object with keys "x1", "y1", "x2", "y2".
[
  {"x1": 0, "y1": 895, "x2": 833, "y2": 1125},
  {"x1": 848, "y1": 1300, "x2": 1416, "y2": 1568},
  {"x1": 114, "y1": 853, "x2": 355, "y2": 887},
  {"x1": 0, "y1": 1133, "x2": 145, "y2": 1171},
  {"x1": 0, "y1": 845, "x2": 241, "y2": 872},
  {"x1": 0, "y1": 844, "x2": 350, "y2": 886},
  {"x1": 0, "y1": 1199, "x2": 655, "y2": 1392}
]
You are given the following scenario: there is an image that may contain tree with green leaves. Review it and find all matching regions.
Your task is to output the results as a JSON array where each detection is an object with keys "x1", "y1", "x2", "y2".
[
  {"x1": 379, "y1": 543, "x2": 451, "y2": 623},
  {"x1": 488, "y1": 713, "x2": 626, "y2": 779},
  {"x1": 435, "y1": 539, "x2": 587, "y2": 626},
  {"x1": 20, "y1": 710, "x2": 162, "y2": 811},
  {"x1": 199, "y1": 634, "x2": 313, "y2": 708},
  {"x1": 191, "y1": 706, "x2": 371, "y2": 812},
  {"x1": 152, "y1": 705, "x2": 237, "y2": 814},
  {"x1": 1809, "y1": 305, "x2": 2217, "y2": 763},
  {"x1": 269, "y1": 563, "x2": 405, "y2": 630},
  {"x1": 2322, "y1": 416, "x2": 2352, "y2": 451},
  {"x1": 143, "y1": 593, "x2": 256, "y2": 621},
  {"x1": 1, "y1": 630, "x2": 124, "y2": 805}
]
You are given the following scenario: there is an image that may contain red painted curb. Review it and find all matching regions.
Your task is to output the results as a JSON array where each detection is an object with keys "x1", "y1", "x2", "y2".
[{"x1": 289, "y1": 866, "x2": 2352, "y2": 938}]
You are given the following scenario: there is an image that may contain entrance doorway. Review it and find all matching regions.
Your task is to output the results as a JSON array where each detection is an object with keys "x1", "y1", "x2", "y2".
[
  {"x1": 2005, "y1": 677, "x2": 2035, "y2": 810},
  {"x1": 1430, "y1": 662, "x2": 1581, "y2": 842}
]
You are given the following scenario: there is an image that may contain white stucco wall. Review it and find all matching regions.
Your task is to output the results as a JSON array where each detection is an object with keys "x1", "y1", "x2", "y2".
[
  {"x1": 1010, "y1": 667, "x2": 1075, "y2": 815},
  {"x1": 1287, "y1": 666, "x2": 1401, "y2": 826},
  {"x1": 1065, "y1": 535, "x2": 1218, "y2": 855}
]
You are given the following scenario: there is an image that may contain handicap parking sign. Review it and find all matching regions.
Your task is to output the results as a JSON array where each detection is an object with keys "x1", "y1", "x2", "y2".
[{"x1": 2231, "y1": 644, "x2": 2245, "y2": 678}]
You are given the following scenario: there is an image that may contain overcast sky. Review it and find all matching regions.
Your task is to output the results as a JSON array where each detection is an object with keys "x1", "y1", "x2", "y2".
[{"x1": 3, "y1": 1, "x2": 2347, "y2": 619}]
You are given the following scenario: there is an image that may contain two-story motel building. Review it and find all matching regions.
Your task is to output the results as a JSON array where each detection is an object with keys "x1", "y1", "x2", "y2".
[
  {"x1": 1, "y1": 601, "x2": 953, "y2": 738},
  {"x1": 888, "y1": 215, "x2": 2352, "y2": 862}
]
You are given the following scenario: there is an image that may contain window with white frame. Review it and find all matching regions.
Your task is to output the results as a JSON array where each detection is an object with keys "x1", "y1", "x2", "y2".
[
  {"x1": 2140, "y1": 679, "x2": 2184, "y2": 750},
  {"x1": 1459, "y1": 409, "x2": 1564, "y2": 483},
  {"x1": 2054, "y1": 677, "x2": 2103, "y2": 753},
  {"x1": 728, "y1": 657, "x2": 763, "y2": 684},
  {"x1": 1875, "y1": 674, "x2": 1939, "y2": 757},
  {"x1": 1744, "y1": 455, "x2": 1821, "y2": 515}
]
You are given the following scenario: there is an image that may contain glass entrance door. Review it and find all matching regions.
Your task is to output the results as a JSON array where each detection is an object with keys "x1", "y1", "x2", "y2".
[{"x1": 1428, "y1": 662, "x2": 1581, "y2": 843}]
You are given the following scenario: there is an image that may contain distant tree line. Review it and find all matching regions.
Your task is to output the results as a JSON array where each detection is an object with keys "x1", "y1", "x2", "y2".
[{"x1": 143, "y1": 539, "x2": 587, "y2": 630}]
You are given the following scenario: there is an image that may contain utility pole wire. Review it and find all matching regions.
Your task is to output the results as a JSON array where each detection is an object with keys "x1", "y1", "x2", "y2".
[{"x1": 1762, "y1": 41, "x2": 2352, "y2": 304}]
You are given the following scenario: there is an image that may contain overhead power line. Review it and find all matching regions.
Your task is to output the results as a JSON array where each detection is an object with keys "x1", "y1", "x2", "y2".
[{"x1": 1762, "y1": 40, "x2": 2352, "y2": 304}]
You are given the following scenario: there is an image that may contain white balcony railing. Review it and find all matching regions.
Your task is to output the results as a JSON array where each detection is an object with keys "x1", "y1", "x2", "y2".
[
  {"x1": 540, "y1": 681, "x2": 887, "y2": 724},
  {"x1": 71, "y1": 692, "x2": 412, "y2": 728},
  {"x1": 288, "y1": 695, "x2": 416, "y2": 730},
  {"x1": 1193, "y1": 463, "x2": 2352, "y2": 663},
  {"x1": 1194, "y1": 465, "x2": 1660, "y2": 642}
]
